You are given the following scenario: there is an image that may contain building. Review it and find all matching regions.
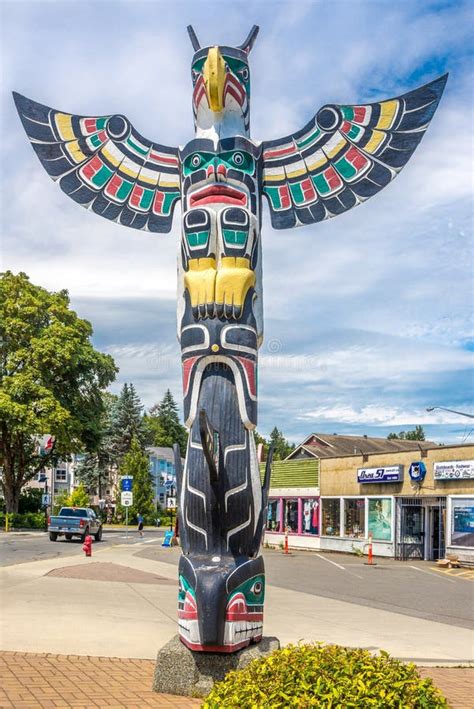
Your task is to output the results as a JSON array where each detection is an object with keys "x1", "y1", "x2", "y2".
[
  {"x1": 147, "y1": 447, "x2": 182, "y2": 510},
  {"x1": 263, "y1": 433, "x2": 474, "y2": 563}
]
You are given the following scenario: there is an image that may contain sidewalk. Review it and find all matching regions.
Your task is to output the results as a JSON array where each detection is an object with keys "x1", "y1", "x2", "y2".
[{"x1": 0, "y1": 651, "x2": 472, "y2": 708}]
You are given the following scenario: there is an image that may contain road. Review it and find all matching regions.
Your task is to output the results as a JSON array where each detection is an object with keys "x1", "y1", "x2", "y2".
[{"x1": 0, "y1": 528, "x2": 165, "y2": 567}]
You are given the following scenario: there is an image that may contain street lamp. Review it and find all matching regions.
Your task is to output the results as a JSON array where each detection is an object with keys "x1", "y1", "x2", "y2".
[{"x1": 426, "y1": 406, "x2": 474, "y2": 419}]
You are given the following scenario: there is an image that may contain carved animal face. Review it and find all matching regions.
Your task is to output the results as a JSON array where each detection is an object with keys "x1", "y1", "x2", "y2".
[{"x1": 178, "y1": 555, "x2": 264, "y2": 652}]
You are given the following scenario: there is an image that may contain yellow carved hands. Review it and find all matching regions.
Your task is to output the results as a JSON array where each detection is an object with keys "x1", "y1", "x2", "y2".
[{"x1": 184, "y1": 256, "x2": 255, "y2": 319}]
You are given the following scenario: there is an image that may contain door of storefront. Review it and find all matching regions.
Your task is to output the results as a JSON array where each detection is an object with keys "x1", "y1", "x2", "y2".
[
  {"x1": 428, "y1": 499, "x2": 446, "y2": 561},
  {"x1": 398, "y1": 500, "x2": 425, "y2": 560}
]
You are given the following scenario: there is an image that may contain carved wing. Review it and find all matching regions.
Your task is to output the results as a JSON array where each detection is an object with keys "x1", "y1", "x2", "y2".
[
  {"x1": 13, "y1": 92, "x2": 181, "y2": 233},
  {"x1": 261, "y1": 74, "x2": 447, "y2": 229}
]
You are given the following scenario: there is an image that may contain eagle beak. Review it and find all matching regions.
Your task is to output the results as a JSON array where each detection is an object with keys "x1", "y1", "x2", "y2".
[{"x1": 203, "y1": 46, "x2": 226, "y2": 113}]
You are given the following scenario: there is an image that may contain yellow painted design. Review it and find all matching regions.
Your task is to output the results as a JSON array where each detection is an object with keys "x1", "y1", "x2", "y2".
[
  {"x1": 138, "y1": 170, "x2": 159, "y2": 186},
  {"x1": 364, "y1": 129, "x2": 385, "y2": 154},
  {"x1": 325, "y1": 135, "x2": 347, "y2": 159},
  {"x1": 119, "y1": 160, "x2": 140, "y2": 179},
  {"x1": 64, "y1": 140, "x2": 87, "y2": 164},
  {"x1": 211, "y1": 344, "x2": 220, "y2": 352},
  {"x1": 285, "y1": 165, "x2": 307, "y2": 179},
  {"x1": 203, "y1": 46, "x2": 226, "y2": 112},
  {"x1": 215, "y1": 257, "x2": 256, "y2": 308},
  {"x1": 184, "y1": 258, "x2": 216, "y2": 307},
  {"x1": 55, "y1": 113, "x2": 75, "y2": 141},
  {"x1": 101, "y1": 146, "x2": 122, "y2": 167},
  {"x1": 306, "y1": 152, "x2": 327, "y2": 171},
  {"x1": 377, "y1": 100, "x2": 398, "y2": 130},
  {"x1": 263, "y1": 171, "x2": 286, "y2": 182}
]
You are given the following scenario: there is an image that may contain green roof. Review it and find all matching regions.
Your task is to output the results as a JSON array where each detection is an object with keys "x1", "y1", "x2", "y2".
[{"x1": 260, "y1": 459, "x2": 319, "y2": 488}]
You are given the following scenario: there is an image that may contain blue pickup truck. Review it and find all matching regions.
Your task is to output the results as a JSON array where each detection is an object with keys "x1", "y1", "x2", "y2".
[{"x1": 48, "y1": 507, "x2": 102, "y2": 542}]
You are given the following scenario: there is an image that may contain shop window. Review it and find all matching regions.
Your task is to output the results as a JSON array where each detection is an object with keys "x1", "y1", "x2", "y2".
[
  {"x1": 368, "y1": 498, "x2": 392, "y2": 541},
  {"x1": 284, "y1": 499, "x2": 298, "y2": 533},
  {"x1": 55, "y1": 469, "x2": 67, "y2": 482},
  {"x1": 344, "y1": 499, "x2": 365, "y2": 538},
  {"x1": 451, "y1": 499, "x2": 474, "y2": 547},
  {"x1": 302, "y1": 498, "x2": 319, "y2": 535},
  {"x1": 266, "y1": 499, "x2": 281, "y2": 532},
  {"x1": 321, "y1": 499, "x2": 340, "y2": 536}
]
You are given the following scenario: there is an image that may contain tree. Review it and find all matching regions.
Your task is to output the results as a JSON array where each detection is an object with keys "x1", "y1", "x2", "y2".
[
  {"x1": 0, "y1": 272, "x2": 117, "y2": 512},
  {"x1": 269, "y1": 427, "x2": 294, "y2": 460},
  {"x1": 387, "y1": 425, "x2": 426, "y2": 441},
  {"x1": 74, "y1": 392, "x2": 118, "y2": 497},
  {"x1": 52, "y1": 482, "x2": 90, "y2": 514},
  {"x1": 144, "y1": 389, "x2": 188, "y2": 454},
  {"x1": 117, "y1": 437, "x2": 154, "y2": 523},
  {"x1": 111, "y1": 383, "x2": 146, "y2": 461}
]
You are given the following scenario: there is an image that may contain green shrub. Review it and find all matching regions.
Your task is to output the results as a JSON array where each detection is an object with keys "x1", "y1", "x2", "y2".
[
  {"x1": 0, "y1": 512, "x2": 46, "y2": 529},
  {"x1": 203, "y1": 643, "x2": 448, "y2": 708}
]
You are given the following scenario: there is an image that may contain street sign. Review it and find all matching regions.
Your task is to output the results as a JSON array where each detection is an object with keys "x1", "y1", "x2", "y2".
[
  {"x1": 41, "y1": 494, "x2": 50, "y2": 506},
  {"x1": 167, "y1": 497, "x2": 176, "y2": 509},
  {"x1": 165, "y1": 480, "x2": 174, "y2": 490},
  {"x1": 121, "y1": 491, "x2": 133, "y2": 507},
  {"x1": 121, "y1": 476, "x2": 133, "y2": 492}
]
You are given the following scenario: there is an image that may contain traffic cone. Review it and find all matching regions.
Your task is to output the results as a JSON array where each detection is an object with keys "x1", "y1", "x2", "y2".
[
  {"x1": 283, "y1": 528, "x2": 289, "y2": 555},
  {"x1": 364, "y1": 532, "x2": 376, "y2": 565}
]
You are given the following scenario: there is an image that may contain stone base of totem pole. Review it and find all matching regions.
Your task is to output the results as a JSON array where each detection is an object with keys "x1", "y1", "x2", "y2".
[{"x1": 152, "y1": 634, "x2": 280, "y2": 698}]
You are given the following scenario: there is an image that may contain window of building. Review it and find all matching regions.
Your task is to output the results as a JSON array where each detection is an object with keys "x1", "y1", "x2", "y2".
[
  {"x1": 284, "y1": 499, "x2": 298, "y2": 532},
  {"x1": 159, "y1": 493, "x2": 165, "y2": 504},
  {"x1": 321, "y1": 498, "x2": 340, "y2": 536},
  {"x1": 266, "y1": 499, "x2": 281, "y2": 532},
  {"x1": 344, "y1": 498, "x2": 365, "y2": 538},
  {"x1": 302, "y1": 498, "x2": 319, "y2": 535},
  {"x1": 368, "y1": 498, "x2": 392, "y2": 541},
  {"x1": 55, "y1": 469, "x2": 67, "y2": 482},
  {"x1": 451, "y1": 499, "x2": 474, "y2": 548},
  {"x1": 159, "y1": 476, "x2": 165, "y2": 486}
]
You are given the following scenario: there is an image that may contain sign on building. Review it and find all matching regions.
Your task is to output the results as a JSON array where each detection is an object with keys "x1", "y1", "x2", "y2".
[
  {"x1": 357, "y1": 466, "x2": 403, "y2": 483},
  {"x1": 434, "y1": 460, "x2": 474, "y2": 480}
]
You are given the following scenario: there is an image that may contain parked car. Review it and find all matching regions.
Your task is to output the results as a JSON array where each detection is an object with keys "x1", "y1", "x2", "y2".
[{"x1": 48, "y1": 507, "x2": 102, "y2": 542}]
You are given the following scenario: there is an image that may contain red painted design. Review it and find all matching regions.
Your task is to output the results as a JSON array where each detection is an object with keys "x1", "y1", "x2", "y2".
[
  {"x1": 105, "y1": 174, "x2": 122, "y2": 197},
  {"x1": 346, "y1": 146, "x2": 368, "y2": 170},
  {"x1": 97, "y1": 130, "x2": 107, "y2": 143},
  {"x1": 301, "y1": 178, "x2": 316, "y2": 202},
  {"x1": 149, "y1": 151, "x2": 178, "y2": 167},
  {"x1": 84, "y1": 118, "x2": 97, "y2": 134},
  {"x1": 353, "y1": 106, "x2": 368, "y2": 123},
  {"x1": 190, "y1": 185, "x2": 247, "y2": 208},
  {"x1": 81, "y1": 155, "x2": 102, "y2": 179},
  {"x1": 263, "y1": 144, "x2": 297, "y2": 160},
  {"x1": 226, "y1": 73, "x2": 245, "y2": 105},
  {"x1": 153, "y1": 190, "x2": 164, "y2": 214},
  {"x1": 341, "y1": 121, "x2": 352, "y2": 134},
  {"x1": 323, "y1": 166, "x2": 342, "y2": 190},
  {"x1": 179, "y1": 637, "x2": 256, "y2": 654},
  {"x1": 130, "y1": 184, "x2": 144, "y2": 208},
  {"x1": 279, "y1": 184, "x2": 291, "y2": 209},
  {"x1": 182, "y1": 356, "x2": 199, "y2": 396},
  {"x1": 237, "y1": 357, "x2": 256, "y2": 397}
]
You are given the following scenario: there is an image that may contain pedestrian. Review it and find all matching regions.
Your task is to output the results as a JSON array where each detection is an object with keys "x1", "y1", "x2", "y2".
[{"x1": 137, "y1": 513, "x2": 144, "y2": 538}]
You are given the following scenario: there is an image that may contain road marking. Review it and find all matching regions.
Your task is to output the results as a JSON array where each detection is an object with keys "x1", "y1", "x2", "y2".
[
  {"x1": 409, "y1": 565, "x2": 456, "y2": 583},
  {"x1": 314, "y1": 553, "x2": 345, "y2": 570},
  {"x1": 431, "y1": 566, "x2": 474, "y2": 581}
]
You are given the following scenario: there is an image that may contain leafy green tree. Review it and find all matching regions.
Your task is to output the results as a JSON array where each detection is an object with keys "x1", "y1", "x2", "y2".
[
  {"x1": 75, "y1": 392, "x2": 118, "y2": 497},
  {"x1": 52, "y1": 483, "x2": 90, "y2": 514},
  {"x1": 18, "y1": 488, "x2": 43, "y2": 514},
  {"x1": 269, "y1": 427, "x2": 294, "y2": 460},
  {"x1": 0, "y1": 272, "x2": 117, "y2": 512},
  {"x1": 144, "y1": 389, "x2": 188, "y2": 454},
  {"x1": 111, "y1": 383, "x2": 146, "y2": 461},
  {"x1": 117, "y1": 437, "x2": 154, "y2": 523},
  {"x1": 387, "y1": 425, "x2": 426, "y2": 441}
]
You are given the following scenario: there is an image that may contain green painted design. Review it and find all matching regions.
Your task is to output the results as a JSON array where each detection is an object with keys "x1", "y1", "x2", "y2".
[
  {"x1": 264, "y1": 186, "x2": 282, "y2": 210},
  {"x1": 259, "y1": 459, "x2": 319, "y2": 488},
  {"x1": 127, "y1": 136, "x2": 148, "y2": 156},
  {"x1": 178, "y1": 574, "x2": 196, "y2": 603},
  {"x1": 296, "y1": 127, "x2": 321, "y2": 149},
  {"x1": 345, "y1": 124, "x2": 362, "y2": 141},
  {"x1": 192, "y1": 57, "x2": 206, "y2": 73},
  {"x1": 312, "y1": 173, "x2": 331, "y2": 195},
  {"x1": 228, "y1": 574, "x2": 265, "y2": 606},
  {"x1": 220, "y1": 151, "x2": 254, "y2": 175},
  {"x1": 90, "y1": 133, "x2": 104, "y2": 149},
  {"x1": 223, "y1": 229, "x2": 247, "y2": 246},
  {"x1": 187, "y1": 230, "x2": 209, "y2": 248},
  {"x1": 139, "y1": 188, "x2": 154, "y2": 210},
  {"x1": 92, "y1": 164, "x2": 113, "y2": 188},
  {"x1": 334, "y1": 156, "x2": 357, "y2": 180},
  {"x1": 341, "y1": 106, "x2": 355, "y2": 121},
  {"x1": 117, "y1": 180, "x2": 133, "y2": 201},
  {"x1": 289, "y1": 182, "x2": 305, "y2": 205},
  {"x1": 162, "y1": 191, "x2": 180, "y2": 215}
]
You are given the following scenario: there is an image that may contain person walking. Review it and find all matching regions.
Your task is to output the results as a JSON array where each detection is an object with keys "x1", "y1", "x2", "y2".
[{"x1": 137, "y1": 513, "x2": 144, "y2": 538}]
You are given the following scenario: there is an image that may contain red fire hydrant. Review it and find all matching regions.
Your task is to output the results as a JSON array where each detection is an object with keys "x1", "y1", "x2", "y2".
[{"x1": 83, "y1": 534, "x2": 92, "y2": 557}]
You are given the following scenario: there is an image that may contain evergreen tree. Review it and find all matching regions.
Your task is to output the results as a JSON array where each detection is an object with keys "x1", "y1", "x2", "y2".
[
  {"x1": 269, "y1": 427, "x2": 294, "y2": 460},
  {"x1": 117, "y1": 437, "x2": 154, "y2": 523},
  {"x1": 111, "y1": 383, "x2": 146, "y2": 461},
  {"x1": 144, "y1": 389, "x2": 188, "y2": 454},
  {"x1": 75, "y1": 392, "x2": 118, "y2": 497}
]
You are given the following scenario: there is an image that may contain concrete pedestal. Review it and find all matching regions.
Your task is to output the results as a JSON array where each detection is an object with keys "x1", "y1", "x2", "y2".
[{"x1": 152, "y1": 634, "x2": 280, "y2": 698}]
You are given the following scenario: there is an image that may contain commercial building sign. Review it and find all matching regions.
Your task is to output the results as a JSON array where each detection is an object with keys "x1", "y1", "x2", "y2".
[
  {"x1": 434, "y1": 460, "x2": 474, "y2": 480},
  {"x1": 357, "y1": 466, "x2": 403, "y2": 483}
]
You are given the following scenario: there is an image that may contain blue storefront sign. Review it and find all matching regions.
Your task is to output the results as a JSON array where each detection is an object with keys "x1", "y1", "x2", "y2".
[
  {"x1": 357, "y1": 466, "x2": 403, "y2": 483},
  {"x1": 409, "y1": 461, "x2": 427, "y2": 482}
]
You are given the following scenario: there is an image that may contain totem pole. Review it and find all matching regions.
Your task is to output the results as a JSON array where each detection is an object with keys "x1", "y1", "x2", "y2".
[{"x1": 14, "y1": 25, "x2": 446, "y2": 653}]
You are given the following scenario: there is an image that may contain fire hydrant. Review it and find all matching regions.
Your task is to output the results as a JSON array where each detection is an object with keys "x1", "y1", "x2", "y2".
[{"x1": 83, "y1": 534, "x2": 92, "y2": 557}]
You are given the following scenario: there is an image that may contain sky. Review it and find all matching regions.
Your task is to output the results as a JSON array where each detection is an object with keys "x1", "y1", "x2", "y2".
[{"x1": 1, "y1": 0, "x2": 473, "y2": 446}]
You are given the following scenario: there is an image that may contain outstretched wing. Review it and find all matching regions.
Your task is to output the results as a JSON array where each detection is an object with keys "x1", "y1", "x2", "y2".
[
  {"x1": 261, "y1": 75, "x2": 447, "y2": 229},
  {"x1": 13, "y1": 92, "x2": 181, "y2": 233}
]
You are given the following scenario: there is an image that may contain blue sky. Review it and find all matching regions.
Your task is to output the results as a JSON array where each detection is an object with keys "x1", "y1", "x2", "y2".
[{"x1": 1, "y1": 0, "x2": 473, "y2": 445}]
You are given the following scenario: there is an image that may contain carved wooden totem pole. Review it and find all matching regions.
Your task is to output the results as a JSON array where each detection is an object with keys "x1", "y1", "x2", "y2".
[{"x1": 14, "y1": 25, "x2": 446, "y2": 652}]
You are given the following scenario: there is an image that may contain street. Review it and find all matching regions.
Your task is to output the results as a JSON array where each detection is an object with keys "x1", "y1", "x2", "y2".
[{"x1": 0, "y1": 528, "x2": 165, "y2": 567}]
